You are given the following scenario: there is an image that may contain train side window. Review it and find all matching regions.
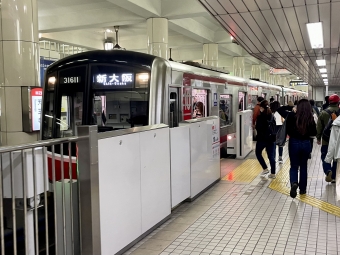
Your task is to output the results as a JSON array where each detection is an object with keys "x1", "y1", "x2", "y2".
[
  {"x1": 220, "y1": 94, "x2": 232, "y2": 126},
  {"x1": 192, "y1": 89, "x2": 207, "y2": 119},
  {"x1": 238, "y1": 92, "x2": 246, "y2": 111},
  {"x1": 169, "y1": 89, "x2": 179, "y2": 128}
]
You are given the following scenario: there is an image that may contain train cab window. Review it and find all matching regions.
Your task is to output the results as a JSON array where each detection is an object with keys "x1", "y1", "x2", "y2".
[
  {"x1": 192, "y1": 89, "x2": 207, "y2": 118},
  {"x1": 238, "y1": 92, "x2": 246, "y2": 111},
  {"x1": 58, "y1": 93, "x2": 83, "y2": 138},
  {"x1": 169, "y1": 90, "x2": 179, "y2": 128},
  {"x1": 91, "y1": 90, "x2": 149, "y2": 130},
  {"x1": 220, "y1": 95, "x2": 232, "y2": 126}
]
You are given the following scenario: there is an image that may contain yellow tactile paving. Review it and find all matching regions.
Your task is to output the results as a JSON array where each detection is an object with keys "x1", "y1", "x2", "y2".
[
  {"x1": 222, "y1": 156, "x2": 340, "y2": 217},
  {"x1": 221, "y1": 159, "x2": 263, "y2": 183},
  {"x1": 269, "y1": 159, "x2": 340, "y2": 218}
]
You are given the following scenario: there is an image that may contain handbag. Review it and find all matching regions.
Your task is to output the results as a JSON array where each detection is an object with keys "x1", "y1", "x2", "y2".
[{"x1": 276, "y1": 116, "x2": 288, "y2": 146}]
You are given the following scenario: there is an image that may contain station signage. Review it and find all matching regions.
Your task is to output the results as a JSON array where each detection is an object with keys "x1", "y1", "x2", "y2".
[
  {"x1": 31, "y1": 88, "x2": 43, "y2": 131},
  {"x1": 94, "y1": 73, "x2": 134, "y2": 88}
]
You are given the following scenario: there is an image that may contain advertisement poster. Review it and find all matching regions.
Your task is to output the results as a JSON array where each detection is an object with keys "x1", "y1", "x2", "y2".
[
  {"x1": 40, "y1": 58, "x2": 55, "y2": 86},
  {"x1": 31, "y1": 88, "x2": 43, "y2": 131},
  {"x1": 192, "y1": 89, "x2": 207, "y2": 119},
  {"x1": 211, "y1": 123, "x2": 220, "y2": 159}
]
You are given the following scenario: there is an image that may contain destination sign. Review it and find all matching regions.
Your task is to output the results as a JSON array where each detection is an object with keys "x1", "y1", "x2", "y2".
[{"x1": 94, "y1": 73, "x2": 134, "y2": 87}]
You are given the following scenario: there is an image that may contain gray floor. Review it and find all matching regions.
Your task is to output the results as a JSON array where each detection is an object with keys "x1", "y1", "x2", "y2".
[{"x1": 124, "y1": 141, "x2": 340, "y2": 255}]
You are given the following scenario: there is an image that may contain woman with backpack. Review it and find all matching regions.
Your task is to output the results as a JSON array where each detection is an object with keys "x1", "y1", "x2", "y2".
[
  {"x1": 277, "y1": 99, "x2": 317, "y2": 198},
  {"x1": 255, "y1": 100, "x2": 276, "y2": 178}
]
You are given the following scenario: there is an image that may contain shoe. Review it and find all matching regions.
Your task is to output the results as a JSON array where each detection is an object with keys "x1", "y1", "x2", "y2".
[
  {"x1": 290, "y1": 183, "x2": 298, "y2": 198},
  {"x1": 331, "y1": 179, "x2": 336, "y2": 183},
  {"x1": 261, "y1": 169, "x2": 269, "y2": 175},
  {"x1": 300, "y1": 190, "x2": 306, "y2": 195},
  {"x1": 268, "y1": 174, "x2": 276, "y2": 179},
  {"x1": 325, "y1": 171, "x2": 332, "y2": 182}
]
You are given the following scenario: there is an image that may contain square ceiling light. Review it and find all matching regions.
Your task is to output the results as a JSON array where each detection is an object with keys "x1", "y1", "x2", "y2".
[
  {"x1": 316, "y1": 59, "x2": 326, "y2": 66},
  {"x1": 306, "y1": 22, "x2": 324, "y2": 49},
  {"x1": 321, "y1": 74, "x2": 327, "y2": 78},
  {"x1": 323, "y1": 79, "x2": 328, "y2": 82},
  {"x1": 319, "y1": 68, "x2": 327, "y2": 73}
]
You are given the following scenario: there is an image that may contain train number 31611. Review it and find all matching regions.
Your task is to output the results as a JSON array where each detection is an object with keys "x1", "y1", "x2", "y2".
[{"x1": 63, "y1": 77, "x2": 80, "y2": 83}]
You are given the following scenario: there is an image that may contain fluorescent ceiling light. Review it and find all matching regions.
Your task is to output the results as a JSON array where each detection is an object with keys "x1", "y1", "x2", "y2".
[
  {"x1": 306, "y1": 22, "x2": 324, "y2": 49},
  {"x1": 321, "y1": 74, "x2": 327, "y2": 78},
  {"x1": 316, "y1": 59, "x2": 326, "y2": 66},
  {"x1": 319, "y1": 68, "x2": 327, "y2": 73},
  {"x1": 323, "y1": 79, "x2": 328, "y2": 82}
]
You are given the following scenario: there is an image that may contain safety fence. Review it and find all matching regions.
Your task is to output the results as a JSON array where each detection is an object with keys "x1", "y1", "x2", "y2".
[{"x1": 0, "y1": 130, "x2": 91, "y2": 255}]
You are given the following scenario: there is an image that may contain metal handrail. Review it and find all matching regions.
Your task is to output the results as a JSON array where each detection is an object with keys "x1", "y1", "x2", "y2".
[{"x1": 0, "y1": 135, "x2": 88, "y2": 153}]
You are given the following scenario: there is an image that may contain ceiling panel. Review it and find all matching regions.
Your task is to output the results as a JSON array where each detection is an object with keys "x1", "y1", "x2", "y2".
[
  {"x1": 292, "y1": 0, "x2": 306, "y2": 7},
  {"x1": 268, "y1": 0, "x2": 282, "y2": 9},
  {"x1": 199, "y1": 0, "x2": 339, "y2": 86},
  {"x1": 205, "y1": 0, "x2": 228, "y2": 14},
  {"x1": 254, "y1": 0, "x2": 270, "y2": 10},
  {"x1": 217, "y1": 0, "x2": 237, "y2": 13},
  {"x1": 230, "y1": 0, "x2": 248, "y2": 12},
  {"x1": 280, "y1": 0, "x2": 294, "y2": 8},
  {"x1": 242, "y1": 0, "x2": 258, "y2": 12},
  {"x1": 240, "y1": 12, "x2": 274, "y2": 52},
  {"x1": 261, "y1": 10, "x2": 288, "y2": 51}
]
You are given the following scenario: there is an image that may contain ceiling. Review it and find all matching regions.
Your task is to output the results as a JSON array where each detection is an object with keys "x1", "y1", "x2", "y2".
[
  {"x1": 37, "y1": 0, "x2": 270, "y2": 75},
  {"x1": 199, "y1": 0, "x2": 340, "y2": 87}
]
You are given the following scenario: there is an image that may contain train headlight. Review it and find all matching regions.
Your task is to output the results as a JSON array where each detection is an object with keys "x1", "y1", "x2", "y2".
[{"x1": 48, "y1": 76, "x2": 56, "y2": 90}]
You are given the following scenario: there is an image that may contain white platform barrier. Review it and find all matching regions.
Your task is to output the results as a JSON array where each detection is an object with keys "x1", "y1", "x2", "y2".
[
  {"x1": 236, "y1": 110, "x2": 253, "y2": 159},
  {"x1": 170, "y1": 126, "x2": 191, "y2": 208},
  {"x1": 97, "y1": 125, "x2": 171, "y2": 255},
  {"x1": 180, "y1": 117, "x2": 221, "y2": 199}
]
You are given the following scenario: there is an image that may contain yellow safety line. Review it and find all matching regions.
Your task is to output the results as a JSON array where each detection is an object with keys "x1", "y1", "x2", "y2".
[
  {"x1": 269, "y1": 159, "x2": 340, "y2": 218},
  {"x1": 221, "y1": 159, "x2": 265, "y2": 183},
  {"x1": 222, "y1": 156, "x2": 340, "y2": 217}
]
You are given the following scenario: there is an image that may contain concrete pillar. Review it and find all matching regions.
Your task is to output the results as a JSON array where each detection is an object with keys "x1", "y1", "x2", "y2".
[
  {"x1": 203, "y1": 44, "x2": 218, "y2": 67},
  {"x1": 269, "y1": 74, "x2": 275, "y2": 85},
  {"x1": 147, "y1": 18, "x2": 168, "y2": 58},
  {"x1": 0, "y1": 0, "x2": 40, "y2": 145},
  {"x1": 250, "y1": 65, "x2": 261, "y2": 80},
  {"x1": 326, "y1": 86, "x2": 329, "y2": 96},
  {"x1": 233, "y1": 57, "x2": 245, "y2": 78},
  {"x1": 261, "y1": 69, "x2": 270, "y2": 83}
]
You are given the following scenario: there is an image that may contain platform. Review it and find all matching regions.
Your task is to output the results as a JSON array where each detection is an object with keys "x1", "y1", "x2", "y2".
[{"x1": 123, "y1": 141, "x2": 340, "y2": 255}]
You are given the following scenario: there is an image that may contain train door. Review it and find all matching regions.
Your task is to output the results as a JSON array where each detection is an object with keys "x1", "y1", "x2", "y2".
[{"x1": 169, "y1": 87, "x2": 179, "y2": 127}]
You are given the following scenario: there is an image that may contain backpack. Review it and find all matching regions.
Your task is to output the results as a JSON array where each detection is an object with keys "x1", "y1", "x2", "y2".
[
  {"x1": 322, "y1": 109, "x2": 340, "y2": 142},
  {"x1": 267, "y1": 115, "x2": 277, "y2": 142}
]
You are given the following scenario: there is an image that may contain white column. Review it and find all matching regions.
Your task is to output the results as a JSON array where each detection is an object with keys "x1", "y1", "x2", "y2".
[
  {"x1": 269, "y1": 74, "x2": 275, "y2": 85},
  {"x1": 261, "y1": 69, "x2": 270, "y2": 83},
  {"x1": 147, "y1": 18, "x2": 168, "y2": 58},
  {"x1": 326, "y1": 86, "x2": 329, "y2": 96},
  {"x1": 0, "y1": 0, "x2": 39, "y2": 146},
  {"x1": 251, "y1": 65, "x2": 261, "y2": 80},
  {"x1": 233, "y1": 57, "x2": 245, "y2": 78},
  {"x1": 203, "y1": 44, "x2": 218, "y2": 67}
]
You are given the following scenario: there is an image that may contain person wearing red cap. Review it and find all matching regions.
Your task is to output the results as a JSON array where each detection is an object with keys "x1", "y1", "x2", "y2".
[{"x1": 316, "y1": 94, "x2": 340, "y2": 183}]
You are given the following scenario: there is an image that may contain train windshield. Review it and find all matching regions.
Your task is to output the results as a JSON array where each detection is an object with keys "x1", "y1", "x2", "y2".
[{"x1": 90, "y1": 65, "x2": 150, "y2": 131}]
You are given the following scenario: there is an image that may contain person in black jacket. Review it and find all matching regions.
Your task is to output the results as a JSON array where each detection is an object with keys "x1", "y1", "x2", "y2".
[
  {"x1": 255, "y1": 100, "x2": 276, "y2": 178},
  {"x1": 322, "y1": 96, "x2": 329, "y2": 110},
  {"x1": 277, "y1": 99, "x2": 317, "y2": 198}
]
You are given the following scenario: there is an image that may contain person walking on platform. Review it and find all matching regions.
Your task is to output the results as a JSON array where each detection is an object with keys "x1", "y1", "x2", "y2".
[
  {"x1": 310, "y1": 99, "x2": 320, "y2": 117},
  {"x1": 277, "y1": 99, "x2": 317, "y2": 198},
  {"x1": 325, "y1": 115, "x2": 340, "y2": 188},
  {"x1": 253, "y1": 96, "x2": 264, "y2": 127},
  {"x1": 316, "y1": 94, "x2": 340, "y2": 183},
  {"x1": 255, "y1": 100, "x2": 276, "y2": 178},
  {"x1": 270, "y1": 101, "x2": 284, "y2": 164},
  {"x1": 322, "y1": 96, "x2": 330, "y2": 110}
]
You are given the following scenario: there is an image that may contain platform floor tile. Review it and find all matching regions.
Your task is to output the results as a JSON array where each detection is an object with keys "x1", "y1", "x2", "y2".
[{"x1": 123, "y1": 141, "x2": 340, "y2": 255}]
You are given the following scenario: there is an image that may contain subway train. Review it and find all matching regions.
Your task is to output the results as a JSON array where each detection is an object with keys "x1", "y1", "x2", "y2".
[{"x1": 42, "y1": 50, "x2": 306, "y2": 178}]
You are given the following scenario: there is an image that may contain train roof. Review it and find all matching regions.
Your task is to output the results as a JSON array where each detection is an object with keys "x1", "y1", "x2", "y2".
[{"x1": 46, "y1": 50, "x2": 158, "y2": 74}]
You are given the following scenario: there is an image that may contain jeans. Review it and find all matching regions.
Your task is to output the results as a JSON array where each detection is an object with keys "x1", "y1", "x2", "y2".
[
  {"x1": 288, "y1": 138, "x2": 311, "y2": 191},
  {"x1": 321, "y1": 145, "x2": 337, "y2": 179},
  {"x1": 256, "y1": 141, "x2": 276, "y2": 174},
  {"x1": 274, "y1": 146, "x2": 283, "y2": 159}
]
